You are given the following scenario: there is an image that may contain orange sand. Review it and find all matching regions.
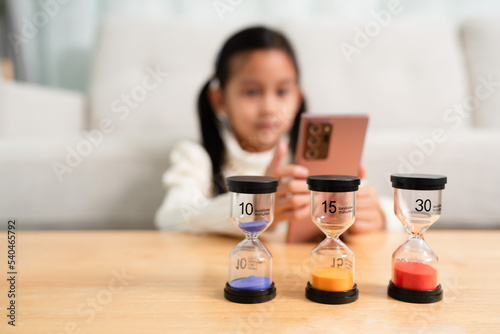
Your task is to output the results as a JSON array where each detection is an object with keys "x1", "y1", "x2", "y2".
[{"x1": 311, "y1": 266, "x2": 353, "y2": 292}]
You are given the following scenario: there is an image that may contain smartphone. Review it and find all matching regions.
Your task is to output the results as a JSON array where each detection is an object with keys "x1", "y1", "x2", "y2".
[{"x1": 286, "y1": 114, "x2": 369, "y2": 243}]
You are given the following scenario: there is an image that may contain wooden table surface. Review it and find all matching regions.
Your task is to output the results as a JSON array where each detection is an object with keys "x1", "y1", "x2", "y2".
[{"x1": 1, "y1": 230, "x2": 499, "y2": 333}]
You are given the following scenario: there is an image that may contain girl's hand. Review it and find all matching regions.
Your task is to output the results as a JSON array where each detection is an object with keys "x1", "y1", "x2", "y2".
[
  {"x1": 265, "y1": 142, "x2": 310, "y2": 224},
  {"x1": 349, "y1": 166, "x2": 385, "y2": 234}
]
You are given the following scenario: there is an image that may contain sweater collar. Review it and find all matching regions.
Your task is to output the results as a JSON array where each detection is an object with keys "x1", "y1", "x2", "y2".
[{"x1": 221, "y1": 127, "x2": 275, "y2": 166}]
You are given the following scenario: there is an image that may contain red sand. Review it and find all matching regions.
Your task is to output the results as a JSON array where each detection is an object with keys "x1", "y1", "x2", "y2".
[{"x1": 393, "y1": 262, "x2": 437, "y2": 290}]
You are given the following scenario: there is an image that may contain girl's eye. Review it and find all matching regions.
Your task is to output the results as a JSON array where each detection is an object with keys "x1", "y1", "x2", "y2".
[
  {"x1": 277, "y1": 89, "x2": 289, "y2": 97},
  {"x1": 244, "y1": 89, "x2": 259, "y2": 96}
]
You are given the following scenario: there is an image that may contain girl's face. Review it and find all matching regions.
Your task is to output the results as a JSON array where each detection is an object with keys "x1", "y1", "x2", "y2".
[{"x1": 210, "y1": 49, "x2": 302, "y2": 153}]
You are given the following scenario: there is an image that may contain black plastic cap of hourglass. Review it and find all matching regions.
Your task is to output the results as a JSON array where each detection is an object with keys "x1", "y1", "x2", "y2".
[
  {"x1": 306, "y1": 175, "x2": 360, "y2": 193},
  {"x1": 388, "y1": 281, "x2": 443, "y2": 304},
  {"x1": 224, "y1": 282, "x2": 276, "y2": 304},
  {"x1": 391, "y1": 174, "x2": 447, "y2": 190},
  {"x1": 305, "y1": 282, "x2": 359, "y2": 304},
  {"x1": 226, "y1": 176, "x2": 279, "y2": 194}
]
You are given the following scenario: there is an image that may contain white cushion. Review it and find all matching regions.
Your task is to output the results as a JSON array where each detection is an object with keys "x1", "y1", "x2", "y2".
[
  {"x1": 90, "y1": 17, "x2": 470, "y2": 133},
  {"x1": 89, "y1": 16, "x2": 254, "y2": 135},
  {"x1": 0, "y1": 82, "x2": 84, "y2": 138},
  {"x1": 281, "y1": 18, "x2": 470, "y2": 129},
  {"x1": 0, "y1": 133, "x2": 175, "y2": 229},
  {"x1": 363, "y1": 128, "x2": 500, "y2": 228},
  {"x1": 462, "y1": 17, "x2": 500, "y2": 128}
]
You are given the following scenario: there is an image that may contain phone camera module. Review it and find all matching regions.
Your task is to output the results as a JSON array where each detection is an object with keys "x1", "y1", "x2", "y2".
[
  {"x1": 309, "y1": 124, "x2": 322, "y2": 136},
  {"x1": 306, "y1": 149, "x2": 319, "y2": 159},
  {"x1": 308, "y1": 136, "x2": 320, "y2": 148}
]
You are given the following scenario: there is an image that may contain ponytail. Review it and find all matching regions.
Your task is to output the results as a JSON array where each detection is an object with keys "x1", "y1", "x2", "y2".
[{"x1": 197, "y1": 80, "x2": 227, "y2": 195}]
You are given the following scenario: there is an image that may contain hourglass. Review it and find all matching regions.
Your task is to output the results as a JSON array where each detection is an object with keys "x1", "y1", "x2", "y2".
[
  {"x1": 223, "y1": 175, "x2": 279, "y2": 304},
  {"x1": 388, "y1": 174, "x2": 447, "y2": 303},
  {"x1": 305, "y1": 175, "x2": 360, "y2": 304}
]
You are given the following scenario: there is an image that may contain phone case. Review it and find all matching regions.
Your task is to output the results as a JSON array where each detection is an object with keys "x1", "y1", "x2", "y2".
[
  {"x1": 287, "y1": 114, "x2": 369, "y2": 243},
  {"x1": 295, "y1": 114, "x2": 369, "y2": 176}
]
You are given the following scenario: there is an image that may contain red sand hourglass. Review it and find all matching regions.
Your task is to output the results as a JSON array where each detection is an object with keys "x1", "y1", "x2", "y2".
[
  {"x1": 224, "y1": 176, "x2": 279, "y2": 304},
  {"x1": 388, "y1": 174, "x2": 447, "y2": 303}
]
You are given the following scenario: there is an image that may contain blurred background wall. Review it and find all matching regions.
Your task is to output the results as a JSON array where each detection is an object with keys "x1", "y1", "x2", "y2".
[{"x1": 3, "y1": 0, "x2": 500, "y2": 91}]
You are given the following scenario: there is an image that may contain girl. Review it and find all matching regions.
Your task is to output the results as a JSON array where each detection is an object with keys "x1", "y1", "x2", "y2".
[{"x1": 155, "y1": 26, "x2": 385, "y2": 238}]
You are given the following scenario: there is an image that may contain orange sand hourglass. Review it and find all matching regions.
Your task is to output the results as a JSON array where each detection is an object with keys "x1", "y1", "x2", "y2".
[
  {"x1": 305, "y1": 175, "x2": 360, "y2": 304},
  {"x1": 388, "y1": 174, "x2": 446, "y2": 303}
]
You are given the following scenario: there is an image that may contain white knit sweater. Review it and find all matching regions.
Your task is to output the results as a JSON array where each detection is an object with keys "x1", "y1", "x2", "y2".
[
  {"x1": 155, "y1": 129, "x2": 400, "y2": 236},
  {"x1": 155, "y1": 128, "x2": 290, "y2": 237}
]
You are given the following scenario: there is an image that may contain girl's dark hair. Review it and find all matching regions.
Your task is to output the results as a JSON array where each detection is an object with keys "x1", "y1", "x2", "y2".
[{"x1": 197, "y1": 26, "x2": 306, "y2": 195}]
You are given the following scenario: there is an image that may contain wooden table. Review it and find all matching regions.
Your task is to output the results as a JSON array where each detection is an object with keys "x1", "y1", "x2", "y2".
[{"x1": 1, "y1": 230, "x2": 499, "y2": 333}]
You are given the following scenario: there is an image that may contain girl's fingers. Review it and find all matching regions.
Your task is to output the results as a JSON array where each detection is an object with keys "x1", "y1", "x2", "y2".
[
  {"x1": 265, "y1": 141, "x2": 288, "y2": 177},
  {"x1": 359, "y1": 165, "x2": 367, "y2": 179},
  {"x1": 350, "y1": 209, "x2": 385, "y2": 234},
  {"x1": 265, "y1": 142, "x2": 309, "y2": 179},
  {"x1": 277, "y1": 179, "x2": 309, "y2": 196},
  {"x1": 355, "y1": 186, "x2": 379, "y2": 210},
  {"x1": 356, "y1": 198, "x2": 379, "y2": 211},
  {"x1": 356, "y1": 186, "x2": 377, "y2": 198},
  {"x1": 279, "y1": 204, "x2": 311, "y2": 221},
  {"x1": 276, "y1": 194, "x2": 310, "y2": 211},
  {"x1": 355, "y1": 209, "x2": 382, "y2": 221},
  {"x1": 273, "y1": 165, "x2": 309, "y2": 179},
  {"x1": 350, "y1": 185, "x2": 386, "y2": 234}
]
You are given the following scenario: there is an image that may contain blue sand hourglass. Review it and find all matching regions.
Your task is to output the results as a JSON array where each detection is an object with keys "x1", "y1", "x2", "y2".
[{"x1": 224, "y1": 176, "x2": 279, "y2": 304}]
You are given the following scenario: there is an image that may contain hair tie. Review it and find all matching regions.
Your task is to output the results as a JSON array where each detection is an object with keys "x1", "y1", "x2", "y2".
[{"x1": 209, "y1": 77, "x2": 220, "y2": 90}]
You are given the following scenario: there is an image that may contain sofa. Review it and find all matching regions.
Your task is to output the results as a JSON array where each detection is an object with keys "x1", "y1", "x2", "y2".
[{"x1": 1, "y1": 15, "x2": 499, "y2": 229}]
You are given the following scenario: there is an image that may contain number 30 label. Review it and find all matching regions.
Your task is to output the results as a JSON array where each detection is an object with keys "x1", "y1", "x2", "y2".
[{"x1": 415, "y1": 199, "x2": 432, "y2": 212}]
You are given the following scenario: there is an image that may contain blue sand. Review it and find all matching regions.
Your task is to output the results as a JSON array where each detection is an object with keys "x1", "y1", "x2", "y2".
[
  {"x1": 238, "y1": 220, "x2": 269, "y2": 233},
  {"x1": 230, "y1": 275, "x2": 272, "y2": 291}
]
